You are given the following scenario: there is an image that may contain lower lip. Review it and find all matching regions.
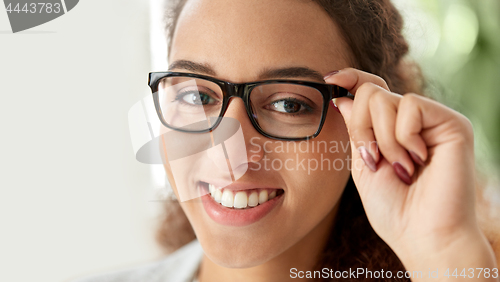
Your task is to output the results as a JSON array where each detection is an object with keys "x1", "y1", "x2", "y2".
[{"x1": 200, "y1": 187, "x2": 284, "y2": 227}]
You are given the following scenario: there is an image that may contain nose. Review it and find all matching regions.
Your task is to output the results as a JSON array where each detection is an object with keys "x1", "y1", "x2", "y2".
[{"x1": 208, "y1": 97, "x2": 264, "y2": 176}]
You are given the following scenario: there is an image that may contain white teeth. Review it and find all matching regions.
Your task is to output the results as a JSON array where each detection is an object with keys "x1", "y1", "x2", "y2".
[
  {"x1": 221, "y1": 190, "x2": 234, "y2": 208},
  {"x1": 214, "y1": 189, "x2": 222, "y2": 203},
  {"x1": 206, "y1": 182, "x2": 280, "y2": 209},
  {"x1": 258, "y1": 190, "x2": 268, "y2": 204},
  {"x1": 248, "y1": 191, "x2": 259, "y2": 207},
  {"x1": 233, "y1": 191, "x2": 248, "y2": 209}
]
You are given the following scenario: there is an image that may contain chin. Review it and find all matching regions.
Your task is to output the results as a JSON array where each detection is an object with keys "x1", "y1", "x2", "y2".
[
  {"x1": 205, "y1": 247, "x2": 277, "y2": 268},
  {"x1": 198, "y1": 233, "x2": 287, "y2": 268}
]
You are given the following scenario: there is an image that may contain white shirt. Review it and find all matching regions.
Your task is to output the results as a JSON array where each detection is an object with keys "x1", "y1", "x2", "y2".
[{"x1": 73, "y1": 240, "x2": 203, "y2": 282}]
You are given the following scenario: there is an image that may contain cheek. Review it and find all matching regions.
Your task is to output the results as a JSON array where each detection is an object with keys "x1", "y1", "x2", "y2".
[
  {"x1": 277, "y1": 154, "x2": 349, "y2": 226},
  {"x1": 277, "y1": 109, "x2": 351, "y2": 218}
]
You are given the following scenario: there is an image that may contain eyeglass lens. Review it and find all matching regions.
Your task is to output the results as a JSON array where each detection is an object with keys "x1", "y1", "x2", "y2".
[{"x1": 157, "y1": 76, "x2": 325, "y2": 138}]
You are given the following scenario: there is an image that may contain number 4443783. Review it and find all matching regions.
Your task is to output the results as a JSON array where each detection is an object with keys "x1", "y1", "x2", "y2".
[
  {"x1": 443, "y1": 268, "x2": 499, "y2": 279},
  {"x1": 5, "y1": 3, "x2": 62, "y2": 14}
]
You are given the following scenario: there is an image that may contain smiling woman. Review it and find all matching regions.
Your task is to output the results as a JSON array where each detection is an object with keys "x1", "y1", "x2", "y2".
[{"x1": 77, "y1": 0, "x2": 500, "y2": 281}]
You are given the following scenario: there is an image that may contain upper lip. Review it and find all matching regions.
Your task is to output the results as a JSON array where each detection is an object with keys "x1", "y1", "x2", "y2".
[{"x1": 199, "y1": 179, "x2": 281, "y2": 192}]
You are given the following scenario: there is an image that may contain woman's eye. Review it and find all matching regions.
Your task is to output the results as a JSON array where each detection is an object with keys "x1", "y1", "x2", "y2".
[
  {"x1": 179, "y1": 91, "x2": 217, "y2": 105},
  {"x1": 270, "y1": 99, "x2": 310, "y2": 114}
]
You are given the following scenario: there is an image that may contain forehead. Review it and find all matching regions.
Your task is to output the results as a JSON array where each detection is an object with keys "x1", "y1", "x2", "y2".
[{"x1": 170, "y1": 0, "x2": 351, "y2": 82}]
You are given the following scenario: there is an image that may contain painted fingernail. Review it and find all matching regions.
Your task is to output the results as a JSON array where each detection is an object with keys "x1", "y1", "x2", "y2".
[
  {"x1": 324, "y1": 70, "x2": 340, "y2": 80},
  {"x1": 329, "y1": 99, "x2": 340, "y2": 113},
  {"x1": 358, "y1": 146, "x2": 377, "y2": 172},
  {"x1": 392, "y1": 162, "x2": 412, "y2": 185},
  {"x1": 409, "y1": 150, "x2": 425, "y2": 166}
]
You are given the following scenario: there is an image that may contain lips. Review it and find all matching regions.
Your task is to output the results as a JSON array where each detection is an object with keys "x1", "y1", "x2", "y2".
[{"x1": 198, "y1": 181, "x2": 284, "y2": 226}]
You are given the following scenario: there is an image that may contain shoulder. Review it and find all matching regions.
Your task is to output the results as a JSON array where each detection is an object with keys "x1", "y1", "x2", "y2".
[{"x1": 72, "y1": 240, "x2": 203, "y2": 282}]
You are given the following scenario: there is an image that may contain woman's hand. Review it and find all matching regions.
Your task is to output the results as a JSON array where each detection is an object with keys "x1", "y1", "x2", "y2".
[{"x1": 325, "y1": 68, "x2": 498, "y2": 280}]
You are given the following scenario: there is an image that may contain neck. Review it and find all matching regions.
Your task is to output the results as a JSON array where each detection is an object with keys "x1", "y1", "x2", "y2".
[{"x1": 198, "y1": 204, "x2": 339, "y2": 282}]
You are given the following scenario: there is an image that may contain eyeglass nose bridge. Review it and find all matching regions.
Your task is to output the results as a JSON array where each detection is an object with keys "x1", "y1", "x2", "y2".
[
  {"x1": 218, "y1": 82, "x2": 257, "y2": 127},
  {"x1": 222, "y1": 81, "x2": 250, "y2": 99},
  {"x1": 219, "y1": 82, "x2": 274, "y2": 138}
]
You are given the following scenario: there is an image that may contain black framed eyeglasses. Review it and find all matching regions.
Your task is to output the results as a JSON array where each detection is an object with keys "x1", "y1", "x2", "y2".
[{"x1": 148, "y1": 71, "x2": 349, "y2": 141}]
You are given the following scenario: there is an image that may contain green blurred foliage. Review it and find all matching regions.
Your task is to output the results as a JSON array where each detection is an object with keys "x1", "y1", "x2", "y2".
[{"x1": 410, "y1": 0, "x2": 500, "y2": 174}]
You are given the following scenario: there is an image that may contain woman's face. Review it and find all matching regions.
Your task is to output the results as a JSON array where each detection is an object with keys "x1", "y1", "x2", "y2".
[{"x1": 166, "y1": 0, "x2": 352, "y2": 268}]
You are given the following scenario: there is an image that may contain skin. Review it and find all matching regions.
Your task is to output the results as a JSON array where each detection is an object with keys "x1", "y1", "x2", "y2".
[{"x1": 164, "y1": 0, "x2": 498, "y2": 281}]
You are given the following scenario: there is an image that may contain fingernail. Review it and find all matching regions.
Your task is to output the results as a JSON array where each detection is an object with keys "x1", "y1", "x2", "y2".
[
  {"x1": 329, "y1": 99, "x2": 340, "y2": 113},
  {"x1": 324, "y1": 70, "x2": 340, "y2": 80},
  {"x1": 392, "y1": 162, "x2": 412, "y2": 185},
  {"x1": 409, "y1": 150, "x2": 425, "y2": 166},
  {"x1": 358, "y1": 146, "x2": 377, "y2": 172}
]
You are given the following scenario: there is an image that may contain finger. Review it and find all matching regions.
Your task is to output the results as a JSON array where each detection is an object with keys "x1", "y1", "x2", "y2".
[
  {"x1": 347, "y1": 83, "x2": 382, "y2": 165},
  {"x1": 368, "y1": 89, "x2": 415, "y2": 178},
  {"x1": 326, "y1": 68, "x2": 389, "y2": 165},
  {"x1": 334, "y1": 97, "x2": 353, "y2": 128},
  {"x1": 333, "y1": 96, "x2": 378, "y2": 169},
  {"x1": 331, "y1": 98, "x2": 371, "y2": 175},
  {"x1": 336, "y1": 86, "x2": 380, "y2": 166},
  {"x1": 395, "y1": 94, "x2": 428, "y2": 165},
  {"x1": 396, "y1": 94, "x2": 474, "y2": 163},
  {"x1": 324, "y1": 68, "x2": 390, "y2": 93}
]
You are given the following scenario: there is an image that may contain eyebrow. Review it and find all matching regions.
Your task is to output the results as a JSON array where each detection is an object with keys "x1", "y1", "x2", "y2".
[
  {"x1": 258, "y1": 67, "x2": 324, "y2": 82},
  {"x1": 168, "y1": 60, "x2": 216, "y2": 76},
  {"x1": 168, "y1": 60, "x2": 325, "y2": 82}
]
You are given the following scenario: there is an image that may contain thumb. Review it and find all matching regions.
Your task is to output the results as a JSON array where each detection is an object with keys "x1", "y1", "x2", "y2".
[{"x1": 334, "y1": 97, "x2": 353, "y2": 129}]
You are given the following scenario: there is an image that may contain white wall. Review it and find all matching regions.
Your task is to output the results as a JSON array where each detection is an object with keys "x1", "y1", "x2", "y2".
[{"x1": 0, "y1": 1, "x2": 167, "y2": 282}]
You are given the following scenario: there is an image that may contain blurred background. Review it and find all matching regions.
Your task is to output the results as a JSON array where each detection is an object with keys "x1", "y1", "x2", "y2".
[
  {"x1": 0, "y1": 0, "x2": 499, "y2": 282},
  {"x1": 394, "y1": 0, "x2": 500, "y2": 204}
]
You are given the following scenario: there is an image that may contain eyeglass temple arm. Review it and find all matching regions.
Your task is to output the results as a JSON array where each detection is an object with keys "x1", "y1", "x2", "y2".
[{"x1": 332, "y1": 85, "x2": 354, "y2": 100}]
